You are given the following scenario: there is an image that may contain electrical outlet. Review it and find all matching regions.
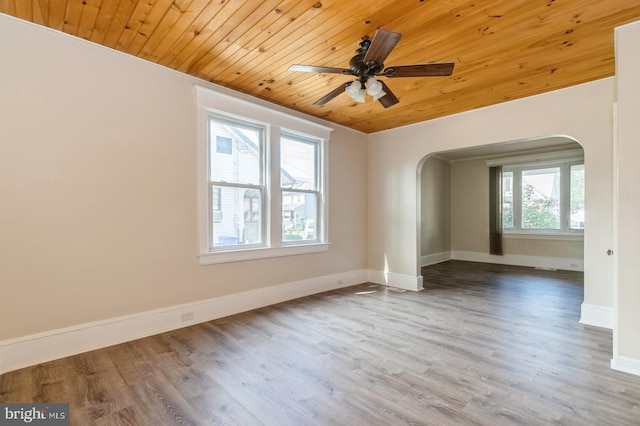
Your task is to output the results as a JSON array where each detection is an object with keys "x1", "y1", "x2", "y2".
[{"x1": 181, "y1": 312, "x2": 195, "y2": 322}]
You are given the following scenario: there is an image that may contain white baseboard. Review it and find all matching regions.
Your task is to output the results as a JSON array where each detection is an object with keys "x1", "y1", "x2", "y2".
[
  {"x1": 0, "y1": 269, "x2": 367, "y2": 375},
  {"x1": 450, "y1": 250, "x2": 584, "y2": 272},
  {"x1": 579, "y1": 303, "x2": 614, "y2": 329},
  {"x1": 420, "y1": 251, "x2": 451, "y2": 267},
  {"x1": 611, "y1": 353, "x2": 640, "y2": 377},
  {"x1": 367, "y1": 270, "x2": 424, "y2": 292}
]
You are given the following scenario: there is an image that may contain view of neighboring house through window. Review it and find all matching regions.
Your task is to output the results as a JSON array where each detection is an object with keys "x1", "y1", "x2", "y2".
[
  {"x1": 280, "y1": 132, "x2": 320, "y2": 243},
  {"x1": 208, "y1": 113, "x2": 265, "y2": 249},
  {"x1": 502, "y1": 160, "x2": 584, "y2": 233}
]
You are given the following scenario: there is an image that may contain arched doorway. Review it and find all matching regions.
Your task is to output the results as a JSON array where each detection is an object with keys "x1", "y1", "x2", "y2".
[{"x1": 418, "y1": 135, "x2": 585, "y2": 275}]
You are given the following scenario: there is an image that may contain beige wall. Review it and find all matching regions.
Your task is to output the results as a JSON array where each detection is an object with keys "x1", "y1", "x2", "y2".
[
  {"x1": 0, "y1": 16, "x2": 368, "y2": 340},
  {"x1": 450, "y1": 159, "x2": 488, "y2": 253},
  {"x1": 614, "y1": 21, "x2": 640, "y2": 362},
  {"x1": 420, "y1": 157, "x2": 451, "y2": 256},
  {"x1": 502, "y1": 238, "x2": 583, "y2": 259},
  {"x1": 450, "y1": 158, "x2": 583, "y2": 259}
]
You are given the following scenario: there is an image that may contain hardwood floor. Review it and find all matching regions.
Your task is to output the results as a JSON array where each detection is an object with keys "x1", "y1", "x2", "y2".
[{"x1": 2, "y1": 261, "x2": 639, "y2": 425}]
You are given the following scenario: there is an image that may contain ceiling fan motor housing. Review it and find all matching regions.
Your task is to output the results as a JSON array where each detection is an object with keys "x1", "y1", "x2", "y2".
[{"x1": 349, "y1": 39, "x2": 382, "y2": 80}]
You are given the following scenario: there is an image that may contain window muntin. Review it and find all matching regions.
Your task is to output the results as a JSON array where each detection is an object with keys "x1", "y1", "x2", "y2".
[
  {"x1": 209, "y1": 119, "x2": 262, "y2": 185},
  {"x1": 280, "y1": 132, "x2": 321, "y2": 243},
  {"x1": 208, "y1": 113, "x2": 265, "y2": 250},
  {"x1": 502, "y1": 161, "x2": 583, "y2": 234}
]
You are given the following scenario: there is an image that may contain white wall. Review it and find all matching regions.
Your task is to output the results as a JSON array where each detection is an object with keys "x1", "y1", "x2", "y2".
[
  {"x1": 450, "y1": 159, "x2": 489, "y2": 253},
  {"x1": 613, "y1": 20, "x2": 640, "y2": 373},
  {"x1": 0, "y1": 15, "x2": 368, "y2": 347},
  {"x1": 368, "y1": 78, "x2": 614, "y2": 314}
]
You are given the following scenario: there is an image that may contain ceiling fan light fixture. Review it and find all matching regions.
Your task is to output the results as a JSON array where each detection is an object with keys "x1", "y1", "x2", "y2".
[
  {"x1": 372, "y1": 89, "x2": 387, "y2": 101},
  {"x1": 366, "y1": 76, "x2": 384, "y2": 96},
  {"x1": 346, "y1": 80, "x2": 366, "y2": 103}
]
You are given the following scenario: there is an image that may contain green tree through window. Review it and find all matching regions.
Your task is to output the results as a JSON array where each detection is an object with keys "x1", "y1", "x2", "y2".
[{"x1": 521, "y1": 184, "x2": 560, "y2": 229}]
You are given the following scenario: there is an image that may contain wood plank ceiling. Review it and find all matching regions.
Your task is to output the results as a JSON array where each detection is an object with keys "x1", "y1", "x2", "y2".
[{"x1": 2, "y1": 0, "x2": 640, "y2": 133}]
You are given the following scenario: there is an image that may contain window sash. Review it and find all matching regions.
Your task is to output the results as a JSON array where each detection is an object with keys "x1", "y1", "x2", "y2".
[
  {"x1": 280, "y1": 131, "x2": 320, "y2": 191},
  {"x1": 209, "y1": 183, "x2": 265, "y2": 250},
  {"x1": 279, "y1": 131, "x2": 322, "y2": 245},
  {"x1": 207, "y1": 112, "x2": 267, "y2": 251},
  {"x1": 208, "y1": 112, "x2": 265, "y2": 186}
]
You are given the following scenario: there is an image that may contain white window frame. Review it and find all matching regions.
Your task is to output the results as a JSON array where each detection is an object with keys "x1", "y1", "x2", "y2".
[
  {"x1": 488, "y1": 150, "x2": 584, "y2": 239},
  {"x1": 280, "y1": 130, "x2": 323, "y2": 246},
  {"x1": 196, "y1": 86, "x2": 332, "y2": 265}
]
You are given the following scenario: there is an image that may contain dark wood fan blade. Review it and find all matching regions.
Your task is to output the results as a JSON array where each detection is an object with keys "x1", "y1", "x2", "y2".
[
  {"x1": 313, "y1": 82, "x2": 350, "y2": 106},
  {"x1": 289, "y1": 64, "x2": 353, "y2": 75},
  {"x1": 363, "y1": 29, "x2": 402, "y2": 67},
  {"x1": 377, "y1": 81, "x2": 399, "y2": 108},
  {"x1": 384, "y1": 62, "x2": 455, "y2": 77}
]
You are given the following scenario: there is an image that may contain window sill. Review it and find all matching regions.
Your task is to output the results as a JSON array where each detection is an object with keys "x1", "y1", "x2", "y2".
[
  {"x1": 503, "y1": 232, "x2": 583, "y2": 242},
  {"x1": 198, "y1": 243, "x2": 330, "y2": 265}
]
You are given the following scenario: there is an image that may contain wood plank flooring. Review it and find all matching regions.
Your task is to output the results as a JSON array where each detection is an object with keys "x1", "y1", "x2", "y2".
[{"x1": 2, "y1": 261, "x2": 639, "y2": 425}]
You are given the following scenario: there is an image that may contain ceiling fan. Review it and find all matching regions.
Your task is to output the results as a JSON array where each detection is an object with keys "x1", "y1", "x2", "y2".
[{"x1": 288, "y1": 29, "x2": 455, "y2": 108}]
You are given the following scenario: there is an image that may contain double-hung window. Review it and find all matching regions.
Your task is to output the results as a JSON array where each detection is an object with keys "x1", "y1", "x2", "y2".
[
  {"x1": 207, "y1": 113, "x2": 266, "y2": 249},
  {"x1": 500, "y1": 156, "x2": 584, "y2": 234},
  {"x1": 280, "y1": 132, "x2": 321, "y2": 243},
  {"x1": 196, "y1": 86, "x2": 331, "y2": 264}
]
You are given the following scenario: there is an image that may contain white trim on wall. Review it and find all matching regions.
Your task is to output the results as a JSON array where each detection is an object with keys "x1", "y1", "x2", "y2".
[
  {"x1": 450, "y1": 250, "x2": 584, "y2": 272},
  {"x1": 580, "y1": 303, "x2": 614, "y2": 329},
  {"x1": 420, "y1": 251, "x2": 452, "y2": 267},
  {"x1": 484, "y1": 148, "x2": 584, "y2": 167},
  {"x1": 611, "y1": 351, "x2": 640, "y2": 377},
  {"x1": 0, "y1": 270, "x2": 367, "y2": 375},
  {"x1": 367, "y1": 270, "x2": 424, "y2": 292}
]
